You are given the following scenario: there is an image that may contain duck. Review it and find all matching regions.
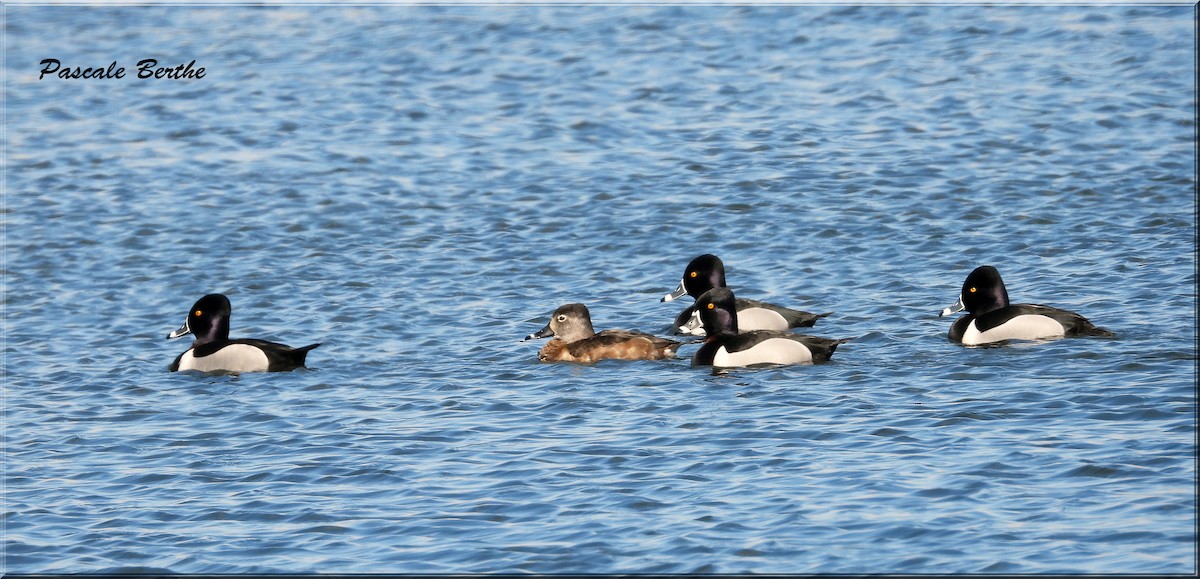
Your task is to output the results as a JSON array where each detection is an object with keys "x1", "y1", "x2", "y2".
[
  {"x1": 691, "y1": 287, "x2": 850, "y2": 368},
  {"x1": 167, "y1": 293, "x2": 320, "y2": 373},
  {"x1": 661, "y1": 253, "x2": 829, "y2": 336},
  {"x1": 939, "y1": 265, "x2": 1115, "y2": 346},
  {"x1": 523, "y1": 303, "x2": 682, "y2": 363}
]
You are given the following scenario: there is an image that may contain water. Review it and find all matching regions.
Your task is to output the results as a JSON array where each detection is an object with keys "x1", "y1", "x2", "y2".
[{"x1": 3, "y1": 4, "x2": 1196, "y2": 574}]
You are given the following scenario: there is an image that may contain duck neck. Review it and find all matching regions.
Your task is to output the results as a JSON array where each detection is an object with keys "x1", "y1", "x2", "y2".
[{"x1": 194, "y1": 316, "x2": 230, "y2": 346}]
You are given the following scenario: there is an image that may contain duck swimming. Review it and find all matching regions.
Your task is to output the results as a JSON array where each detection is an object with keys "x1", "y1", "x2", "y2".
[
  {"x1": 167, "y1": 293, "x2": 320, "y2": 373},
  {"x1": 662, "y1": 254, "x2": 829, "y2": 336},
  {"x1": 939, "y1": 265, "x2": 1114, "y2": 346},
  {"x1": 690, "y1": 288, "x2": 850, "y2": 368},
  {"x1": 524, "y1": 303, "x2": 682, "y2": 364}
]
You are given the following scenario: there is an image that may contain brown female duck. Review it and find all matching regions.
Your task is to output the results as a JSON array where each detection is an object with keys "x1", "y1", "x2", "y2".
[{"x1": 524, "y1": 303, "x2": 682, "y2": 363}]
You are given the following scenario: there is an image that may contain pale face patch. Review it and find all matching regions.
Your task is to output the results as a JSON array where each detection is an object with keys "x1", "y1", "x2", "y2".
[
  {"x1": 178, "y1": 344, "x2": 271, "y2": 373},
  {"x1": 713, "y1": 337, "x2": 813, "y2": 368},
  {"x1": 961, "y1": 314, "x2": 1065, "y2": 346}
]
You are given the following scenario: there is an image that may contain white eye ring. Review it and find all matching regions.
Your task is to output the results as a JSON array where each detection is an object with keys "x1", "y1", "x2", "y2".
[{"x1": 557, "y1": 315, "x2": 567, "y2": 322}]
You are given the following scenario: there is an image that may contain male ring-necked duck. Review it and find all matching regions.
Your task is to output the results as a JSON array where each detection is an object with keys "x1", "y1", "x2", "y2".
[
  {"x1": 661, "y1": 254, "x2": 829, "y2": 336},
  {"x1": 939, "y1": 265, "x2": 1114, "y2": 346},
  {"x1": 523, "y1": 303, "x2": 682, "y2": 363},
  {"x1": 167, "y1": 293, "x2": 320, "y2": 373},
  {"x1": 691, "y1": 288, "x2": 850, "y2": 369}
]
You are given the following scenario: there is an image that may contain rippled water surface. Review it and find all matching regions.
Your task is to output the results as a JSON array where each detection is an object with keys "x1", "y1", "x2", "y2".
[{"x1": 4, "y1": 4, "x2": 1196, "y2": 574}]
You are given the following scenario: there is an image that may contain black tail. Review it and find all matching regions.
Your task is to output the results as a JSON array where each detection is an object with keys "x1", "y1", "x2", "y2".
[
  {"x1": 292, "y1": 343, "x2": 321, "y2": 364},
  {"x1": 829, "y1": 336, "x2": 855, "y2": 352},
  {"x1": 793, "y1": 311, "x2": 834, "y2": 328}
]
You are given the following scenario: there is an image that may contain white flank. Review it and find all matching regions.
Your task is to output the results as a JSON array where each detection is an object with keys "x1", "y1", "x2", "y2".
[
  {"x1": 713, "y1": 338, "x2": 813, "y2": 368},
  {"x1": 178, "y1": 344, "x2": 271, "y2": 373},
  {"x1": 961, "y1": 315, "x2": 1065, "y2": 346},
  {"x1": 735, "y1": 307, "x2": 790, "y2": 331},
  {"x1": 682, "y1": 306, "x2": 789, "y2": 335}
]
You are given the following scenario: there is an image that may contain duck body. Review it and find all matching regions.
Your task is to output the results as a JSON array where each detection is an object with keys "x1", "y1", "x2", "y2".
[
  {"x1": 941, "y1": 265, "x2": 1114, "y2": 346},
  {"x1": 672, "y1": 297, "x2": 829, "y2": 336},
  {"x1": 689, "y1": 287, "x2": 849, "y2": 368},
  {"x1": 663, "y1": 254, "x2": 828, "y2": 336},
  {"x1": 170, "y1": 339, "x2": 320, "y2": 373},
  {"x1": 167, "y1": 294, "x2": 319, "y2": 373},
  {"x1": 525, "y1": 303, "x2": 681, "y2": 363},
  {"x1": 692, "y1": 329, "x2": 847, "y2": 368},
  {"x1": 536, "y1": 329, "x2": 681, "y2": 363}
]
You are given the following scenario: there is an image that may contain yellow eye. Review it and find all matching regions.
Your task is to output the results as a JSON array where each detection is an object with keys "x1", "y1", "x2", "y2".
[
  {"x1": 689, "y1": 271, "x2": 698, "y2": 278},
  {"x1": 968, "y1": 287, "x2": 976, "y2": 294},
  {"x1": 194, "y1": 309, "x2": 203, "y2": 316},
  {"x1": 706, "y1": 302, "x2": 715, "y2": 310}
]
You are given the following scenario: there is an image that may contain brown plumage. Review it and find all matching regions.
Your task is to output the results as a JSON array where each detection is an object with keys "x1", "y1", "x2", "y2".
[{"x1": 524, "y1": 303, "x2": 682, "y2": 363}]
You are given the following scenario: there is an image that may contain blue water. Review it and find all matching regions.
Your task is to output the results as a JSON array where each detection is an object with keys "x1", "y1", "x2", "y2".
[{"x1": 3, "y1": 4, "x2": 1196, "y2": 574}]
